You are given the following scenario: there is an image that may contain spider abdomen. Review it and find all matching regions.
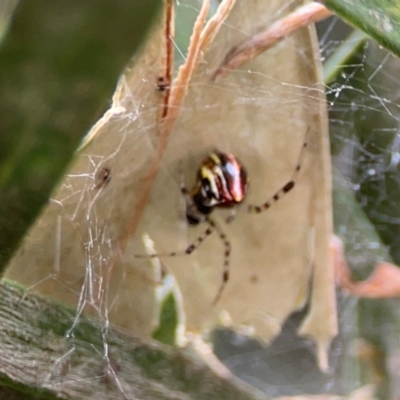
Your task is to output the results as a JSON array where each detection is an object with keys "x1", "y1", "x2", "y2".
[{"x1": 191, "y1": 151, "x2": 249, "y2": 213}]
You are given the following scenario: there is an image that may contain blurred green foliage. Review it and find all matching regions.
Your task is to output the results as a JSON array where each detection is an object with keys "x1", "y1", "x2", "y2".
[{"x1": 324, "y1": 0, "x2": 400, "y2": 58}]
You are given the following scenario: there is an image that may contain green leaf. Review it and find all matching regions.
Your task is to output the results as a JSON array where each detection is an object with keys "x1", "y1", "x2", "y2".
[
  {"x1": 0, "y1": 0, "x2": 162, "y2": 271},
  {"x1": 323, "y1": 0, "x2": 400, "y2": 57},
  {"x1": 152, "y1": 292, "x2": 179, "y2": 346},
  {"x1": 324, "y1": 29, "x2": 368, "y2": 85}
]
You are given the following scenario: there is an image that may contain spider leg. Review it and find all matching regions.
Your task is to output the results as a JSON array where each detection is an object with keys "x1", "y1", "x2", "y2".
[
  {"x1": 135, "y1": 170, "x2": 213, "y2": 259},
  {"x1": 209, "y1": 216, "x2": 231, "y2": 305},
  {"x1": 178, "y1": 160, "x2": 205, "y2": 223},
  {"x1": 248, "y1": 131, "x2": 308, "y2": 214},
  {"x1": 135, "y1": 162, "x2": 232, "y2": 305},
  {"x1": 134, "y1": 221, "x2": 216, "y2": 258},
  {"x1": 178, "y1": 159, "x2": 190, "y2": 200}
]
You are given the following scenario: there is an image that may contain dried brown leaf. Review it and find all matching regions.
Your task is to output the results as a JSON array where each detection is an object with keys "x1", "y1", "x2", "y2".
[
  {"x1": 6, "y1": 0, "x2": 336, "y2": 368},
  {"x1": 5, "y1": 7, "x2": 167, "y2": 337}
]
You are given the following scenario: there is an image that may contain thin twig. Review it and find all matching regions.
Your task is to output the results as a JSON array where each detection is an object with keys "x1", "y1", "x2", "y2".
[
  {"x1": 117, "y1": 0, "x2": 210, "y2": 254},
  {"x1": 199, "y1": 0, "x2": 236, "y2": 53},
  {"x1": 213, "y1": 2, "x2": 333, "y2": 81}
]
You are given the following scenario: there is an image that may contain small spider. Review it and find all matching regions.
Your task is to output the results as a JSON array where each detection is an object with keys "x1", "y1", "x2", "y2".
[
  {"x1": 95, "y1": 167, "x2": 111, "y2": 189},
  {"x1": 156, "y1": 76, "x2": 169, "y2": 91},
  {"x1": 137, "y1": 134, "x2": 308, "y2": 304}
]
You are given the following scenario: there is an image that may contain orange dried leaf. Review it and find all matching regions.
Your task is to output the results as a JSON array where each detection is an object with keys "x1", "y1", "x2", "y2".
[{"x1": 332, "y1": 235, "x2": 400, "y2": 298}]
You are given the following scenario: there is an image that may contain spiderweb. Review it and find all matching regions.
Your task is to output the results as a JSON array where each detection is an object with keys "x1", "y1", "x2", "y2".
[
  {"x1": 5, "y1": 0, "x2": 400, "y2": 398},
  {"x1": 212, "y1": 16, "x2": 400, "y2": 397}
]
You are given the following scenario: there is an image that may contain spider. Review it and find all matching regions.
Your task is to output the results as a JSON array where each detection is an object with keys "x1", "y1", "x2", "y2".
[
  {"x1": 137, "y1": 133, "x2": 308, "y2": 304},
  {"x1": 156, "y1": 76, "x2": 169, "y2": 91}
]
